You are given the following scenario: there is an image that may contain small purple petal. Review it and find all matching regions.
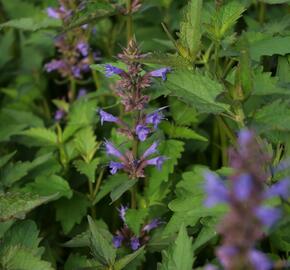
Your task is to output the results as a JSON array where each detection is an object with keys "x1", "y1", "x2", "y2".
[
  {"x1": 149, "y1": 67, "x2": 171, "y2": 81},
  {"x1": 217, "y1": 246, "x2": 237, "y2": 269},
  {"x1": 204, "y1": 171, "x2": 229, "y2": 207},
  {"x1": 204, "y1": 265, "x2": 218, "y2": 270},
  {"x1": 145, "y1": 108, "x2": 165, "y2": 129},
  {"x1": 113, "y1": 234, "x2": 124, "y2": 248},
  {"x1": 117, "y1": 205, "x2": 128, "y2": 223},
  {"x1": 44, "y1": 60, "x2": 65, "y2": 72},
  {"x1": 255, "y1": 207, "x2": 281, "y2": 228},
  {"x1": 249, "y1": 249, "x2": 272, "y2": 270},
  {"x1": 238, "y1": 129, "x2": 254, "y2": 147},
  {"x1": 46, "y1": 7, "x2": 60, "y2": 19},
  {"x1": 109, "y1": 161, "x2": 124, "y2": 174},
  {"x1": 130, "y1": 237, "x2": 140, "y2": 251},
  {"x1": 99, "y1": 109, "x2": 118, "y2": 125},
  {"x1": 234, "y1": 173, "x2": 253, "y2": 201},
  {"x1": 104, "y1": 64, "x2": 124, "y2": 77},
  {"x1": 136, "y1": 125, "x2": 150, "y2": 141},
  {"x1": 77, "y1": 88, "x2": 87, "y2": 98},
  {"x1": 71, "y1": 66, "x2": 81, "y2": 78},
  {"x1": 54, "y1": 110, "x2": 65, "y2": 121},
  {"x1": 104, "y1": 141, "x2": 123, "y2": 159},
  {"x1": 77, "y1": 42, "x2": 89, "y2": 56},
  {"x1": 265, "y1": 179, "x2": 290, "y2": 200},
  {"x1": 142, "y1": 142, "x2": 158, "y2": 159},
  {"x1": 143, "y1": 219, "x2": 160, "y2": 233},
  {"x1": 146, "y1": 156, "x2": 166, "y2": 170}
]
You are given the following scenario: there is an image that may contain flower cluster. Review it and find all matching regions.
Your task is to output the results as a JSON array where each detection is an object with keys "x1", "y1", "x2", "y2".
[
  {"x1": 204, "y1": 129, "x2": 290, "y2": 270},
  {"x1": 112, "y1": 205, "x2": 161, "y2": 251},
  {"x1": 99, "y1": 39, "x2": 170, "y2": 177},
  {"x1": 44, "y1": 0, "x2": 94, "y2": 79}
]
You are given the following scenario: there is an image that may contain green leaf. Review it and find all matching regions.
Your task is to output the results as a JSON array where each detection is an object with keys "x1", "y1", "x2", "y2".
[
  {"x1": 20, "y1": 128, "x2": 57, "y2": 146},
  {"x1": 179, "y1": 0, "x2": 203, "y2": 60},
  {"x1": 93, "y1": 174, "x2": 128, "y2": 205},
  {"x1": 125, "y1": 209, "x2": 148, "y2": 236},
  {"x1": 0, "y1": 192, "x2": 57, "y2": 222},
  {"x1": 165, "y1": 70, "x2": 229, "y2": 114},
  {"x1": 0, "y1": 17, "x2": 60, "y2": 31},
  {"x1": 0, "y1": 151, "x2": 16, "y2": 168},
  {"x1": 260, "y1": 0, "x2": 290, "y2": 3},
  {"x1": 87, "y1": 216, "x2": 116, "y2": 266},
  {"x1": 159, "y1": 224, "x2": 194, "y2": 270},
  {"x1": 64, "y1": 253, "x2": 100, "y2": 270},
  {"x1": 55, "y1": 193, "x2": 90, "y2": 234},
  {"x1": 74, "y1": 158, "x2": 100, "y2": 183},
  {"x1": 110, "y1": 179, "x2": 138, "y2": 204},
  {"x1": 160, "y1": 122, "x2": 207, "y2": 141},
  {"x1": 114, "y1": 247, "x2": 145, "y2": 270},
  {"x1": 25, "y1": 175, "x2": 73, "y2": 199}
]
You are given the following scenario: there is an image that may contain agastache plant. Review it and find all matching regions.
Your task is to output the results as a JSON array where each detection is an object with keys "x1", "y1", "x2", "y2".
[
  {"x1": 112, "y1": 205, "x2": 161, "y2": 251},
  {"x1": 100, "y1": 39, "x2": 170, "y2": 180},
  {"x1": 204, "y1": 129, "x2": 290, "y2": 270}
]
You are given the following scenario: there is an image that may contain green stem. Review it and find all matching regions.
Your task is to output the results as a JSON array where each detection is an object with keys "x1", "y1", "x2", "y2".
[
  {"x1": 56, "y1": 124, "x2": 69, "y2": 170},
  {"x1": 214, "y1": 41, "x2": 220, "y2": 78},
  {"x1": 126, "y1": 0, "x2": 133, "y2": 44},
  {"x1": 68, "y1": 77, "x2": 77, "y2": 102},
  {"x1": 93, "y1": 169, "x2": 104, "y2": 198},
  {"x1": 258, "y1": 1, "x2": 266, "y2": 25}
]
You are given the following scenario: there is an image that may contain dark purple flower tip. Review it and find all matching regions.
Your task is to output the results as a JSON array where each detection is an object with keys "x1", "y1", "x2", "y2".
[
  {"x1": 77, "y1": 88, "x2": 87, "y2": 99},
  {"x1": 77, "y1": 42, "x2": 89, "y2": 57},
  {"x1": 149, "y1": 67, "x2": 171, "y2": 81},
  {"x1": 249, "y1": 249, "x2": 272, "y2": 270},
  {"x1": 255, "y1": 206, "x2": 281, "y2": 228},
  {"x1": 71, "y1": 66, "x2": 81, "y2": 78},
  {"x1": 104, "y1": 64, "x2": 124, "y2": 77},
  {"x1": 113, "y1": 234, "x2": 124, "y2": 248},
  {"x1": 44, "y1": 60, "x2": 65, "y2": 72},
  {"x1": 142, "y1": 219, "x2": 161, "y2": 233},
  {"x1": 265, "y1": 178, "x2": 290, "y2": 200},
  {"x1": 142, "y1": 141, "x2": 158, "y2": 159},
  {"x1": 234, "y1": 173, "x2": 253, "y2": 201},
  {"x1": 146, "y1": 156, "x2": 167, "y2": 170},
  {"x1": 46, "y1": 7, "x2": 60, "y2": 19},
  {"x1": 135, "y1": 124, "x2": 150, "y2": 141},
  {"x1": 130, "y1": 237, "x2": 140, "y2": 251},
  {"x1": 204, "y1": 171, "x2": 229, "y2": 207},
  {"x1": 117, "y1": 205, "x2": 128, "y2": 223},
  {"x1": 145, "y1": 108, "x2": 165, "y2": 129},
  {"x1": 109, "y1": 161, "x2": 124, "y2": 174},
  {"x1": 99, "y1": 109, "x2": 118, "y2": 125},
  {"x1": 54, "y1": 109, "x2": 65, "y2": 121},
  {"x1": 217, "y1": 246, "x2": 237, "y2": 269},
  {"x1": 104, "y1": 140, "x2": 123, "y2": 159},
  {"x1": 238, "y1": 129, "x2": 254, "y2": 147}
]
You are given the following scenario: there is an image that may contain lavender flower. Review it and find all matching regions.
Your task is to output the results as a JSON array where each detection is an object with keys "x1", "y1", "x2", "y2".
[
  {"x1": 104, "y1": 64, "x2": 124, "y2": 77},
  {"x1": 104, "y1": 141, "x2": 123, "y2": 159},
  {"x1": 249, "y1": 250, "x2": 272, "y2": 270},
  {"x1": 109, "y1": 161, "x2": 124, "y2": 175},
  {"x1": 145, "y1": 108, "x2": 165, "y2": 129},
  {"x1": 130, "y1": 237, "x2": 140, "y2": 250},
  {"x1": 99, "y1": 109, "x2": 118, "y2": 125},
  {"x1": 117, "y1": 205, "x2": 128, "y2": 223},
  {"x1": 146, "y1": 156, "x2": 166, "y2": 170},
  {"x1": 216, "y1": 246, "x2": 237, "y2": 269},
  {"x1": 54, "y1": 109, "x2": 65, "y2": 121},
  {"x1": 46, "y1": 7, "x2": 60, "y2": 19},
  {"x1": 142, "y1": 141, "x2": 158, "y2": 159},
  {"x1": 135, "y1": 124, "x2": 150, "y2": 141},
  {"x1": 233, "y1": 173, "x2": 253, "y2": 201},
  {"x1": 44, "y1": 60, "x2": 65, "y2": 72},
  {"x1": 265, "y1": 178, "x2": 290, "y2": 200},
  {"x1": 71, "y1": 66, "x2": 81, "y2": 78},
  {"x1": 77, "y1": 42, "x2": 89, "y2": 56},
  {"x1": 204, "y1": 171, "x2": 228, "y2": 207},
  {"x1": 77, "y1": 88, "x2": 87, "y2": 98},
  {"x1": 142, "y1": 219, "x2": 160, "y2": 233},
  {"x1": 149, "y1": 67, "x2": 171, "y2": 81},
  {"x1": 255, "y1": 207, "x2": 281, "y2": 228},
  {"x1": 113, "y1": 235, "x2": 124, "y2": 248}
]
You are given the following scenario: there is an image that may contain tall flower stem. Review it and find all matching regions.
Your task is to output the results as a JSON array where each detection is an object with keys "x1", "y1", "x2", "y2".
[{"x1": 126, "y1": 0, "x2": 133, "y2": 44}]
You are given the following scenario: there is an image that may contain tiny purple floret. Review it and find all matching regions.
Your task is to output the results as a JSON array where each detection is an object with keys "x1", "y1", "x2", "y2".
[
  {"x1": 117, "y1": 205, "x2": 128, "y2": 223},
  {"x1": 113, "y1": 234, "x2": 124, "y2": 248},
  {"x1": 77, "y1": 88, "x2": 87, "y2": 98},
  {"x1": 234, "y1": 173, "x2": 253, "y2": 201},
  {"x1": 130, "y1": 237, "x2": 140, "y2": 251},
  {"x1": 146, "y1": 156, "x2": 166, "y2": 170},
  {"x1": 77, "y1": 42, "x2": 89, "y2": 56},
  {"x1": 99, "y1": 109, "x2": 118, "y2": 125},
  {"x1": 54, "y1": 109, "x2": 65, "y2": 121},
  {"x1": 136, "y1": 124, "x2": 150, "y2": 141},
  {"x1": 109, "y1": 161, "x2": 124, "y2": 174},
  {"x1": 146, "y1": 108, "x2": 165, "y2": 129},
  {"x1": 104, "y1": 141, "x2": 123, "y2": 159},
  {"x1": 217, "y1": 246, "x2": 237, "y2": 269},
  {"x1": 265, "y1": 178, "x2": 290, "y2": 200},
  {"x1": 149, "y1": 67, "x2": 171, "y2": 81},
  {"x1": 249, "y1": 249, "x2": 272, "y2": 270},
  {"x1": 255, "y1": 206, "x2": 281, "y2": 228},
  {"x1": 44, "y1": 60, "x2": 65, "y2": 72},
  {"x1": 104, "y1": 64, "x2": 124, "y2": 77},
  {"x1": 143, "y1": 219, "x2": 160, "y2": 233},
  {"x1": 46, "y1": 7, "x2": 60, "y2": 19},
  {"x1": 71, "y1": 66, "x2": 81, "y2": 78},
  {"x1": 142, "y1": 142, "x2": 158, "y2": 159}
]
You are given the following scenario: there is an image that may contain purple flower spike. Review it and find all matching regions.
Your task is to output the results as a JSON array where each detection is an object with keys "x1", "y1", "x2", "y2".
[
  {"x1": 143, "y1": 219, "x2": 160, "y2": 233},
  {"x1": 46, "y1": 7, "x2": 60, "y2": 19},
  {"x1": 113, "y1": 234, "x2": 124, "y2": 248},
  {"x1": 142, "y1": 142, "x2": 158, "y2": 159},
  {"x1": 99, "y1": 109, "x2": 118, "y2": 125},
  {"x1": 149, "y1": 67, "x2": 171, "y2": 81},
  {"x1": 44, "y1": 60, "x2": 65, "y2": 72},
  {"x1": 204, "y1": 171, "x2": 229, "y2": 207},
  {"x1": 104, "y1": 141, "x2": 123, "y2": 159},
  {"x1": 255, "y1": 206, "x2": 281, "y2": 228},
  {"x1": 238, "y1": 129, "x2": 254, "y2": 147},
  {"x1": 109, "y1": 161, "x2": 124, "y2": 174},
  {"x1": 117, "y1": 205, "x2": 128, "y2": 223},
  {"x1": 265, "y1": 179, "x2": 290, "y2": 200},
  {"x1": 217, "y1": 246, "x2": 237, "y2": 269},
  {"x1": 249, "y1": 249, "x2": 272, "y2": 270},
  {"x1": 146, "y1": 108, "x2": 165, "y2": 129},
  {"x1": 136, "y1": 125, "x2": 150, "y2": 141},
  {"x1": 54, "y1": 109, "x2": 65, "y2": 121},
  {"x1": 77, "y1": 42, "x2": 89, "y2": 56},
  {"x1": 104, "y1": 64, "x2": 124, "y2": 77},
  {"x1": 130, "y1": 237, "x2": 140, "y2": 251},
  {"x1": 146, "y1": 156, "x2": 166, "y2": 170},
  {"x1": 234, "y1": 173, "x2": 253, "y2": 201}
]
